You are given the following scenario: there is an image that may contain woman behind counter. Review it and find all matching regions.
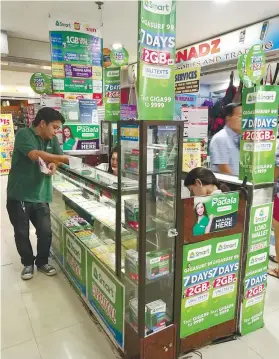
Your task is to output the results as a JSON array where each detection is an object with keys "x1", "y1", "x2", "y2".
[
  {"x1": 184, "y1": 167, "x2": 229, "y2": 236},
  {"x1": 96, "y1": 147, "x2": 118, "y2": 176}
]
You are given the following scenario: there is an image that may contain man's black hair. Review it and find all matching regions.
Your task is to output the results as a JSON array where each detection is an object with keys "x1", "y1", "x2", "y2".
[
  {"x1": 224, "y1": 102, "x2": 242, "y2": 118},
  {"x1": 32, "y1": 107, "x2": 65, "y2": 127}
]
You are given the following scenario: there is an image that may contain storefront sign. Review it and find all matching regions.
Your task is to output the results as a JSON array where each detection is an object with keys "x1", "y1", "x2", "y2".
[
  {"x1": 49, "y1": 18, "x2": 102, "y2": 104},
  {"x1": 176, "y1": 17, "x2": 279, "y2": 69},
  {"x1": 87, "y1": 252, "x2": 125, "y2": 349},
  {"x1": 241, "y1": 203, "x2": 272, "y2": 335},
  {"x1": 174, "y1": 94, "x2": 197, "y2": 120},
  {"x1": 180, "y1": 233, "x2": 242, "y2": 338},
  {"x1": 0, "y1": 114, "x2": 14, "y2": 175},
  {"x1": 62, "y1": 124, "x2": 100, "y2": 151},
  {"x1": 192, "y1": 192, "x2": 239, "y2": 236},
  {"x1": 245, "y1": 44, "x2": 265, "y2": 84},
  {"x1": 64, "y1": 228, "x2": 86, "y2": 295},
  {"x1": 175, "y1": 67, "x2": 200, "y2": 94},
  {"x1": 137, "y1": 0, "x2": 176, "y2": 120},
  {"x1": 239, "y1": 86, "x2": 279, "y2": 184},
  {"x1": 104, "y1": 68, "x2": 121, "y2": 121},
  {"x1": 30, "y1": 72, "x2": 52, "y2": 95}
]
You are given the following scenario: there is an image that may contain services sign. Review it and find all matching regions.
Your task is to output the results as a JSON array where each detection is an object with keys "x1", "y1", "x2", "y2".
[
  {"x1": 176, "y1": 17, "x2": 279, "y2": 69},
  {"x1": 87, "y1": 251, "x2": 125, "y2": 349},
  {"x1": 137, "y1": 0, "x2": 176, "y2": 120},
  {"x1": 180, "y1": 233, "x2": 242, "y2": 338},
  {"x1": 239, "y1": 86, "x2": 279, "y2": 184},
  {"x1": 175, "y1": 67, "x2": 200, "y2": 94},
  {"x1": 241, "y1": 203, "x2": 272, "y2": 335}
]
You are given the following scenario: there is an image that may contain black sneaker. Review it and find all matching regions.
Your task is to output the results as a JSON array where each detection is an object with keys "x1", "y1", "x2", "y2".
[
  {"x1": 37, "y1": 264, "x2": 57, "y2": 276},
  {"x1": 21, "y1": 265, "x2": 34, "y2": 280}
]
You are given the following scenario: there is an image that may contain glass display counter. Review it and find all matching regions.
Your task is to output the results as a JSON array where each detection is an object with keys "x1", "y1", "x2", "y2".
[{"x1": 50, "y1": 120, "x2": 184, "y2": 359}]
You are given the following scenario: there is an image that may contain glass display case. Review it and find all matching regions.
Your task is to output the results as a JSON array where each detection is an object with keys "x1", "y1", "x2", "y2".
[{"x1": 49, "y1": 120, "x2": 184, "y2": 358}]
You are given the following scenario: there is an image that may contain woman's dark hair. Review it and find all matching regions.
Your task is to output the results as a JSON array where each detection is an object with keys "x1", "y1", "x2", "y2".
[
  {"x1": 33, "y1": 107, "x2": 65, "y2": 127},
  {"x1": 184, "y1": 167, "x2": 229, "y2": 192},
  {"x1": 62, "y1": 126, "x2": 74, "y2": 141},
  {"x1": 108, "y1": 147, "x2": 118, "y2": 174},
  {"x1": 194, "y1": 202, "x2": 208, "y2": 220}
]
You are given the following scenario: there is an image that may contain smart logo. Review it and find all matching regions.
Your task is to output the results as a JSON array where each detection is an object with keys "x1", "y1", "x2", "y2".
[
  {"x1": 246, "y1": 91, "x2": 277, "y2": 104},
  {"x1": 187, "y1": 245, "x2": 211, "y2": 261},
  {"x1": 55, "y1": 20, "x2": 71, "y2": 28},
  {"x1": 92, "y1": 262, "x2": 116, "y2": 303},
  {"x1": 249, "y1": 252, "x2": 267, "y2": 267},
  {"x1": 216, "y1": 238, "x2": 239, "y2": 253},
  {"x1": 254, "y1": 206, "x2": 269, "y2": 225},
  {"x1": 143, "y1": 0, "x2": 172, "y2": 15}
]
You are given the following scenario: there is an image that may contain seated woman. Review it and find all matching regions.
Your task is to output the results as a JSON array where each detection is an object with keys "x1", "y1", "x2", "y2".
[{"x1": 96, "y1": 147, "x2": 118, "y2": 176}]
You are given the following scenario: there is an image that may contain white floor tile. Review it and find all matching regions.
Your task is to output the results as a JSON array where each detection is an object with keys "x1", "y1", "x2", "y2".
[
  {"x1": 22, "y1": 278, "x2": 88, "y2": 337},
  {"x1": 1, "y1": 240, "x2": 12, "y2": 266},
  {"x1": 199, "y1": 339, "x2": 262, "y2": 359},
  {"x1": 264, "y1": 276, "x2": 279, "y2": 314},
  {"x1": 37, "y1": 319, "x2": 117, "y2": 359},
  {"x1": 1, "y1": 340, "x2": 41, "y2": 359}
]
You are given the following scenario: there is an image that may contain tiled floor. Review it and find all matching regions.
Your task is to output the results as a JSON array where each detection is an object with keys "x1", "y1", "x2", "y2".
[{"x1": 1, "y1": 176, "x2": 278, "y2": 359}]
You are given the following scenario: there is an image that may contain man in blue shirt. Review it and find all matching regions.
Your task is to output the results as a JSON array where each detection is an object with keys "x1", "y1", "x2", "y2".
[{"x1": 210, "y1": 103, "x2": 242, "y2": 176}]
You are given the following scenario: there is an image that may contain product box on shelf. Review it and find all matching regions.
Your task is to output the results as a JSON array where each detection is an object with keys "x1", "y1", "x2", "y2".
[
  {"x1": 129, "y1": 298, "x2": 147, "y2": 333},
  {"x1": 153, "y1": 148, "x2": 167, "y2": 171},
  {"x1": 146, "y1": 299, "x2": 167, "y2": 331},
  {"x1": 124, "y1": 199, "x2": 139, "y2": 230},
  {"x1": 123, "y1": 148, "x2": 154, "y2": 174},
  {"x1": 125, "y1": 249, "x2": 139, "y2": 282},
  {"x1": 146, "y1": 249, "x2": 170, "y2": 280}
]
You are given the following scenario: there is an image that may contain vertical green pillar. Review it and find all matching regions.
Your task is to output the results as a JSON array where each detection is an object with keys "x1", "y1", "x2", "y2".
[{"x1": 104, "y1": 67, "x2": 121, "y2": 121}]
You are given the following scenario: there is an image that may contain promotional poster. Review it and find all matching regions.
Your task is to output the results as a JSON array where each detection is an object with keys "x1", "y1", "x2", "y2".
[
  {"x1": 104, "y1": 68, "x2": 121, "y2": 121},
  {"x1": 61, "y1": 100, "x2": 79, "y2": 122},
  {"x1": 180, "y1": 233, "x2": 242, "y2": 338},
  {"x1": 62, "y1": 124, "x2": 100, "y2": 151},
  {"x1": 192, "y1": 192, "x2": 239, "y2": 236},
  {"x1": 241, "y1": 203, "x2": 273, "y2": 335},
  {"x1": 0, "y1": 114, "x2": 14, "y2": 175},
  {"x1": 79, "y1": 99, "x2": 98, "y2": 124},
  {"x1": 174, "y1": 94, "x2": 197, "y2": 120},
  {"x1": 49, "y1": 18, "x2": 103, "y2": 105},
  {"x1": 137, "y1": 0, "x2": 176, "y2": 120},
  {"x1": 239, "y1": 86, "x2": 279, "y2": 184}
]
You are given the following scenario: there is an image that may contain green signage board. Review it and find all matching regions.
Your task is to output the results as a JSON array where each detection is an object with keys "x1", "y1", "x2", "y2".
[
  {"x1": 30, "y1": 72, "x2": 52, "y2": 95},
  {"x1": 62, "y1": 124, "x2": 100, "y2": 151},
  {"x1": 53, "y1": 78, "x2": 93, "y2": 93},
  {"x1": 64, "y1": 228, "x2": 86, "y2": 295},
  {"x1": 240, "y1": 203, "x2": 272, "y2": 335},
  {"x1": 237, "y1": 54, "x2": 253, "y2": 88},
  {"x1": 86, "y1": 251, "x2": 125, "y2": 349},
  {"x1": 239, "y1": 86, "x2": 279, "y2": 184},
  {"x1": 137, "y1": 0, "x2": 176, "y2": 120},
  {"x1": 246, "y1": 44, "x2": 265, "y2": 85},
  {"x1": 104, "y1": 68, "x2": 121, "y2": 121},
  {"x1": 111, "y1": 47, "x2": 129, "y2": 67},
  {"x1": 193, "y1": 192, "x2": 239, "y2": 236},
  {"x1": 180, "y1": 233, "x2": 242, "y2": 338},
  {"x1": 50, "y1": 212, "x2": 64, "y2": 265}
]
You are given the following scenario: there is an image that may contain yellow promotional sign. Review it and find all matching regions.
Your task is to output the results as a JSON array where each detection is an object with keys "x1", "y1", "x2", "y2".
[
  {"x1": 0, "y1": 114, "x2": 15, "y2": 175},
  {"x1": 52, "y1": 63, "x2": 65, "y2": 78},
  {"x1": 182, "y1": 142, "x2": 201, "y2": 172},
  {"x1": 175, "y1": 67, "x2": 201, "y2": 94}
]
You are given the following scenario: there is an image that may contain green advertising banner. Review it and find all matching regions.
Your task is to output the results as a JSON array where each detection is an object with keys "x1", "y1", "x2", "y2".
[
  {"x1": 86, "y1": 251, "x2": 125, "y2": 349},
  {"x1": 180, "y1": 233, "x2": 242, "y2": 338},
  {"x1": 237, "y1": 55, "x2": 253, "y2": 88},
  {"x1": 193, "y1": 192, "x2": 239, "y2": 236},
  {"x1": 239, "y1": 86, "x2": 279, "y2": 184},
  {"x1": 49, "y1": 18, "x2": 103, "y2": 105},
  {"x1": 30, "y1": 72, "x2": 52, "y2": 95},
  {"x1": 137, "y1": 0, "x2": 176, "y2": 120},
  {"x1": 62, "y1": 124, "x2": 100, "y2": 151},
  {"x1": 241, "y1": 203, "x2": 273, "y2": 335},
  {"x1": 246, "y1": 44, "x2": 265, "y2": 85},
  {"x1": 104, "y1": 68, "x2": 121, "y2": 121},
  {"x1": 64, "y1": 228, "x2": 86, "y2": 295},
  {"x1": 50, "y1": 212, "x2": 64, "y2": 265},
  {"x1": 110, "y1": 46, "x2": 129, "y2": 67}
]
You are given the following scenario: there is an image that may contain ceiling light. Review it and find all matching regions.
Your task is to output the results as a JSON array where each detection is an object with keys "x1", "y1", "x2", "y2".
[
  {"x1": 214, "y1": 0, "x2": 231, "y2": 3},
  {"x1": 112, "y1": 43, "x2": 123, "y2": 50},
  {"x1": 41, "y1": 65, "x2": 51, "y2": 70}
]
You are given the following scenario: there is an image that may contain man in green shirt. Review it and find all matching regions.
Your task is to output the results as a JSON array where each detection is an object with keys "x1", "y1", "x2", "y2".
[{"x1": 7, "y1": 107, "x2": 69, "y2": 280}]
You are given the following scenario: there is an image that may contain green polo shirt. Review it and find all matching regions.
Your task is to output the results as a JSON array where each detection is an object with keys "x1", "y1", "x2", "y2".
[
  {"x1": 193, "y1": 216, "x2": 210, "y2": 236},
  {"x1": 7, "y1": 127, "x2": 63, "y2": 203}
]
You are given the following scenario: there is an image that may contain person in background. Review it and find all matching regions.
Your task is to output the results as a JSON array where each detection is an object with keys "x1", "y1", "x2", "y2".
[
  {"x1": 7, "y1": 107, "x2": 69, "y2": 280},
  {"x1": 184, "y1": 167, "x2": 228, "y2": 196},
  {"x1": 210, "y1": 103, "x2": 242, "y2": 176},
  {"x1": 268, "y1": 144, "x2": 279, "y2": 279},
  {"x1": 108, "y1": 147, "x2": 118, "y2": 176}
]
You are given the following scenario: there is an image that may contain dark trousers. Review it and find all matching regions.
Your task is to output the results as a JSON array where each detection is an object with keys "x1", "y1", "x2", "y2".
[{"x1": 7, "y1": 200, "x2": 52, "y2": 266}]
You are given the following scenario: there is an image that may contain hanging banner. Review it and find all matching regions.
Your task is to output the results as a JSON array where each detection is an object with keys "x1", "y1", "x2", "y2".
[
  {"x1": 104, "y1": 68, "x2": 121, "y2": 121},
  {"x1": 239, "y1": 86, "x2": 279, "y2": 184},
  {"x1": 176, "y1": 16, "x2": 279, "y2": 69},
  {"x1": 30, "y1": 73, "x2": 52, "y2": 95},
  {"x1": 237, "y1": 54, "x2": 253, "y2": 88},
  {"x1": 137, "y1": 0, "x2": 176, "y2": 120},
  {"x1": 0, "y1": 114, "x2": 14, "y2": 175},
  {"x1": 87, "y1": 251, "x2": 125, "y2": 349},
  {"x1": 180, "y1": 233, "x2": 242, "y2": 338},
  {"x1": 110, "y1": 46, "x2": 129, "y2": 67},
  {"x1": 49, "y1": 18, "x2": 102, "y2": 105},
  {"x1": 175, "y1": 67, "x2": 200, "y2": 94},
  {"x1": 245, "y1": 44, "x2": 265, "y2": 84},
  {"x1": 240, "y1": 203, "x2": 272, "y2": 335}
]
